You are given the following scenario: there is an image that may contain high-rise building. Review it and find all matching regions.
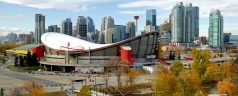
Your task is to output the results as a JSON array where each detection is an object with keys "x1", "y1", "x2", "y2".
[
  {"x1": 61, "y1": 18, "x2": 72, "y2": 36},
  {"x1": 159, "y1": 21, "x2": 171, "y2": 45},
  {"x1": 35, "y1": 14, "x2": 45, "y2": 44},
  {"x1": 48, "y1": 25, "x2": 60, "y2": 33},
  {"x1": 76, "y1": 16, "x2": 87, "y2": 40},
  {"x1": 194, "y1": 7, "x2": 199, "y2": 38},
  {"x1": 99, "y1": 16, "x2": 115, "y2": 44},
  {"x1": 126, "y1": 22, "x2": 136, "y2": 39},
  {"x1": 7, "y1": 32, "x2": 17, "y2": 43},
  {"x1": 200, "y1": 36, "x2": 207, "y2": 45},
  {"x1": 146, "y1": 9, "x2": 156, "y2": 26},
  {"x1": 24, "y1": 34, "x2": 33, "y2": 44},
  {"x1": 224, "y1": 33, "x2": 231, "y2": 43},
  {"x1": 208, "y1": 9, "x2": 224, "y2": 48},
  {"x1": 114, "y1": 25, "x2": 126, "y2": 42},
  {"x1": 86, "y1": 17, "x2": 95, "y2": 42},
  {"x1": 170, "y1": 2, "x2": 199, "y2": 46}
]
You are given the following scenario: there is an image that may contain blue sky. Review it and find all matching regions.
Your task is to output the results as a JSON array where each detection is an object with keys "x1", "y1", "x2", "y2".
[{"x1": 0, "y1": 0, "x2": 237, "y2": 37}]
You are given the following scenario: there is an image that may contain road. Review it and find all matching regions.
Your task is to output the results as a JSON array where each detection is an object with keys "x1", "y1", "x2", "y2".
[{"x1": 0, "y1": 58, "x2": 63, "y2": 87}]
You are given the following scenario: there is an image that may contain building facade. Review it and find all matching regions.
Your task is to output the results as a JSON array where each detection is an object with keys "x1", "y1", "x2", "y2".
[
  {"x1": 114, "y1": 25, "x2": 126, "y2": 42},
  {"x1": 86, "y1": 17, "x2": 96, "y2": 42},
  {"x1": 7, "y1": 32, "x2": 17, "y2": 43},
  {"x1": 126, "y1": 22, "x2": 136, "y2": 39},
  {"x1": 170, "y1": 2, "x2": 199, "y2": 47},
  {"x1": 224, "y1": 33, "x2": 231, "y2": 43},
  {"x1": 76, "y1": 16, "x2": 87, "y2": 40},
  {"x1": 146, "y1": 9, "x2": 156, "y2": 26},
  {"x1": 61, "y1": 18, "x2": 72, "y2": 36},
  {"x1": 208, "y1": 9, "x2": 224, "y2": 48},
  {"x1": 48, "y1": 25, "x2": 60, "y2": 33},
  {"x1": 35, "y1": 14, "x2": 45, "y2": 44},
  {"x1": 99, "y1": 16, "x2": 115, "y2": 44},
  {"x1": 159, "y1": 21, "x2": 171, "y2": 45}
]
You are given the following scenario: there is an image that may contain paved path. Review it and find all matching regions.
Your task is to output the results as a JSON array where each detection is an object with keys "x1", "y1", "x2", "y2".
[{"x1": 0, "y1": 59, "x2": 63, "y2": 87}]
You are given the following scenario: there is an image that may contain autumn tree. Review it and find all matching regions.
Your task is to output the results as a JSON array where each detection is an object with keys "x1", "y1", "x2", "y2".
[
  {"x1": 21, "y1": 80, "x2": 45, "y2": 96},
  {"x1": 170, "y1": 61, "x2": 184, "y2": 76},
  {"x1": 179, "y1": 71, "x2": 202, "y2": 96},
  {"x1": 217, "y1": 80, "x2": 237, "y2": 96},
  {"x1": 126, "y1": 69, "x2": 140, "y2": 86},
  {"x1": 76, "y1": 85, "x2": 91, "y2": 96},
  {"x1": 154, "y1": 64, "x2": 177, "y2": 96},
  {"x1": 10, "y1": 87, "x2": 23, "y2": 96},
  {"x1": 11, "y1": 80, "x2": 45, "y2": 96},
  {"x1": 202, "y1": 65, "x2": 216, "y2": 83},
  {"x1": 191, "y1": 49, "x2": 210, "y2": 78}
]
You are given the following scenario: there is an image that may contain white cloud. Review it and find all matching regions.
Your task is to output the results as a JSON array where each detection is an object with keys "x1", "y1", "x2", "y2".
[
  {"x1": 0, "y1": 0, "x2": 116, "y2": 12},
  {"x1": 0, "y1": 26, "x2": 29, "y2": 36},
  {"x1": 118, "y1": 0, "x2": 238, "y2": 17},
  {"x1": 118, "y1": 10, "x2": 145, "y2": 15},
  {"x1": 0, "y1": 15, "x2": 24, "y2": 20}
]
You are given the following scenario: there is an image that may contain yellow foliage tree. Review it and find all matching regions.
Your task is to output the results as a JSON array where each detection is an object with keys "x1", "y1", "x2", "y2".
[
  {"x1": 154, "y1": 71, "x2": 177, "y2": 96},
  {"x1": 170, "y1": 61, "x2": 184, "y2": 76},
  {"x1": 126, "y1": 69, "x2": 140, "y2": 86},
  {"x1": 21, "y1": 80, "x2": 45, "y2": 96},
  {"x1": 180, "y1": 71, "x2": 202, "y2": 96},
  {"x1": 191, "y1": 49, "x2": 210, "y2": 78},
  {"x1": 217, "y1": 80, "x2": 237, "y2": 96},
  {"x1": 76, "y1": 85, "x2": 91, "y2": 96}
]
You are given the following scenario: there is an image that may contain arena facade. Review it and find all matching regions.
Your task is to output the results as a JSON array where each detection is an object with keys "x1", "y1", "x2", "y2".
[{"x1": 40, "y1": 32, "x2": 159, "y2": 73}]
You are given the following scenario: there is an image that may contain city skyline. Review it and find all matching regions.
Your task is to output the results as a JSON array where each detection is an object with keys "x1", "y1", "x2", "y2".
[{"x1": 0, "y1": 0, "x2": 237, "y2": 37}]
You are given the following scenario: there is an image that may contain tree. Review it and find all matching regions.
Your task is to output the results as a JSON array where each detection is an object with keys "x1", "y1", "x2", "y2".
[
  {"x1": 170, "y1": 61, "x2": 184, "y2": 76},
  {"x1": 191, "y1": 49, "x2": 210, "y2": 78},
  {"x1": 10, "y1": 87, "x2": 23, "y2": 96},
  {"x1": 126, "y1": 69, "x2": 140, "y2": 86},
  {"x1": 154, "y1": 71, "x2": 177, "y2": 96},
  {"x1": 202, "y1": 65, "x2": 216, "y2": 83},
  {"x1": 11, "y1": 80, "x2": 45, "y2": 96},
  {"x1": 77, "y1": 85, "x2": 91, "y2": 96},
  {"x1": 21, "y1": 80, "x2": 45, "y2": 96},
  {"x1": 217, "y1": 80, "x2": 237, "y2": 96},
  {"x1": 179, "y1": 71, "x2": 201, "y2": 96},
  {"x1": 26, "y1": 51, "x2": 32, "y2": 66}
]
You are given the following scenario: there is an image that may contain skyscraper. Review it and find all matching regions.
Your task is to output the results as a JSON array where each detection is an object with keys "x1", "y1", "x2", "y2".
[
  {"x1": 99, "y1": 16, "x2": 115, "y2": 44},
  {"x1": 76, "y1": 16, "x2": 87, "y2": 40},
  {"x1": 126, "y1": 22, "x2": 136, "y2": 39},
  {"x1": 7, "y1": 32, "x2": 17, "y2": 43},
  {"x1": 35, "y1": 14, "x2": 45, "y2": 44},
  {"x1": 170, "y1": 2, "x2": 199, "y2": 46},
  {"x1": 224, "y1": 33, "x2": 231, "y2": 43},
  {"x1": 209, "y1": 9, "x2": 224, "y2": 48},
  {"x1": 48, "y1": 25, "x2": 60, "y2": 33},
  {"x1": 114, "y1": 25, "x2": 126, "y2": 42},
  {"x1": 146, "y1": 9, "x2": 156, "y2": 26},
  {"x1": 171, "y1": 2, "x2": 184, "y2": 43},
  {"x1": 61, "y1": 18, "x2": 72, "y2": 36},
  {"x1": 86, "y1": 17, "x2": 95, "y2": 42}
]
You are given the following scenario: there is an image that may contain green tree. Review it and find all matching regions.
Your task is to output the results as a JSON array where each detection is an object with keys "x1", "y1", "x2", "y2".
[
  {"x1": 77, "y1": 85, "x2": 91, "y2": 96},
  {"x1": 170, "y1": 61, "x2": 184, "y2": 76},
  {"x1": 202, "y1": 66, "x2": 215, "y2": 84},
  {"x1": 191, "y1": 49, "x2": 210, "y2": 78}
]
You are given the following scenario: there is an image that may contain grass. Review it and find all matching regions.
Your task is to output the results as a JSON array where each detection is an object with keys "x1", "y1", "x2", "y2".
[{"x1": 6, "y1": 65, "x2": 44, "y2": 73}]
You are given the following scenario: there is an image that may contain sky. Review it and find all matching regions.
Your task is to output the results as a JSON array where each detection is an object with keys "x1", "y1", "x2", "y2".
[{"x1": 0, "y1": 0, "x2": 237, "y2": 37}]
